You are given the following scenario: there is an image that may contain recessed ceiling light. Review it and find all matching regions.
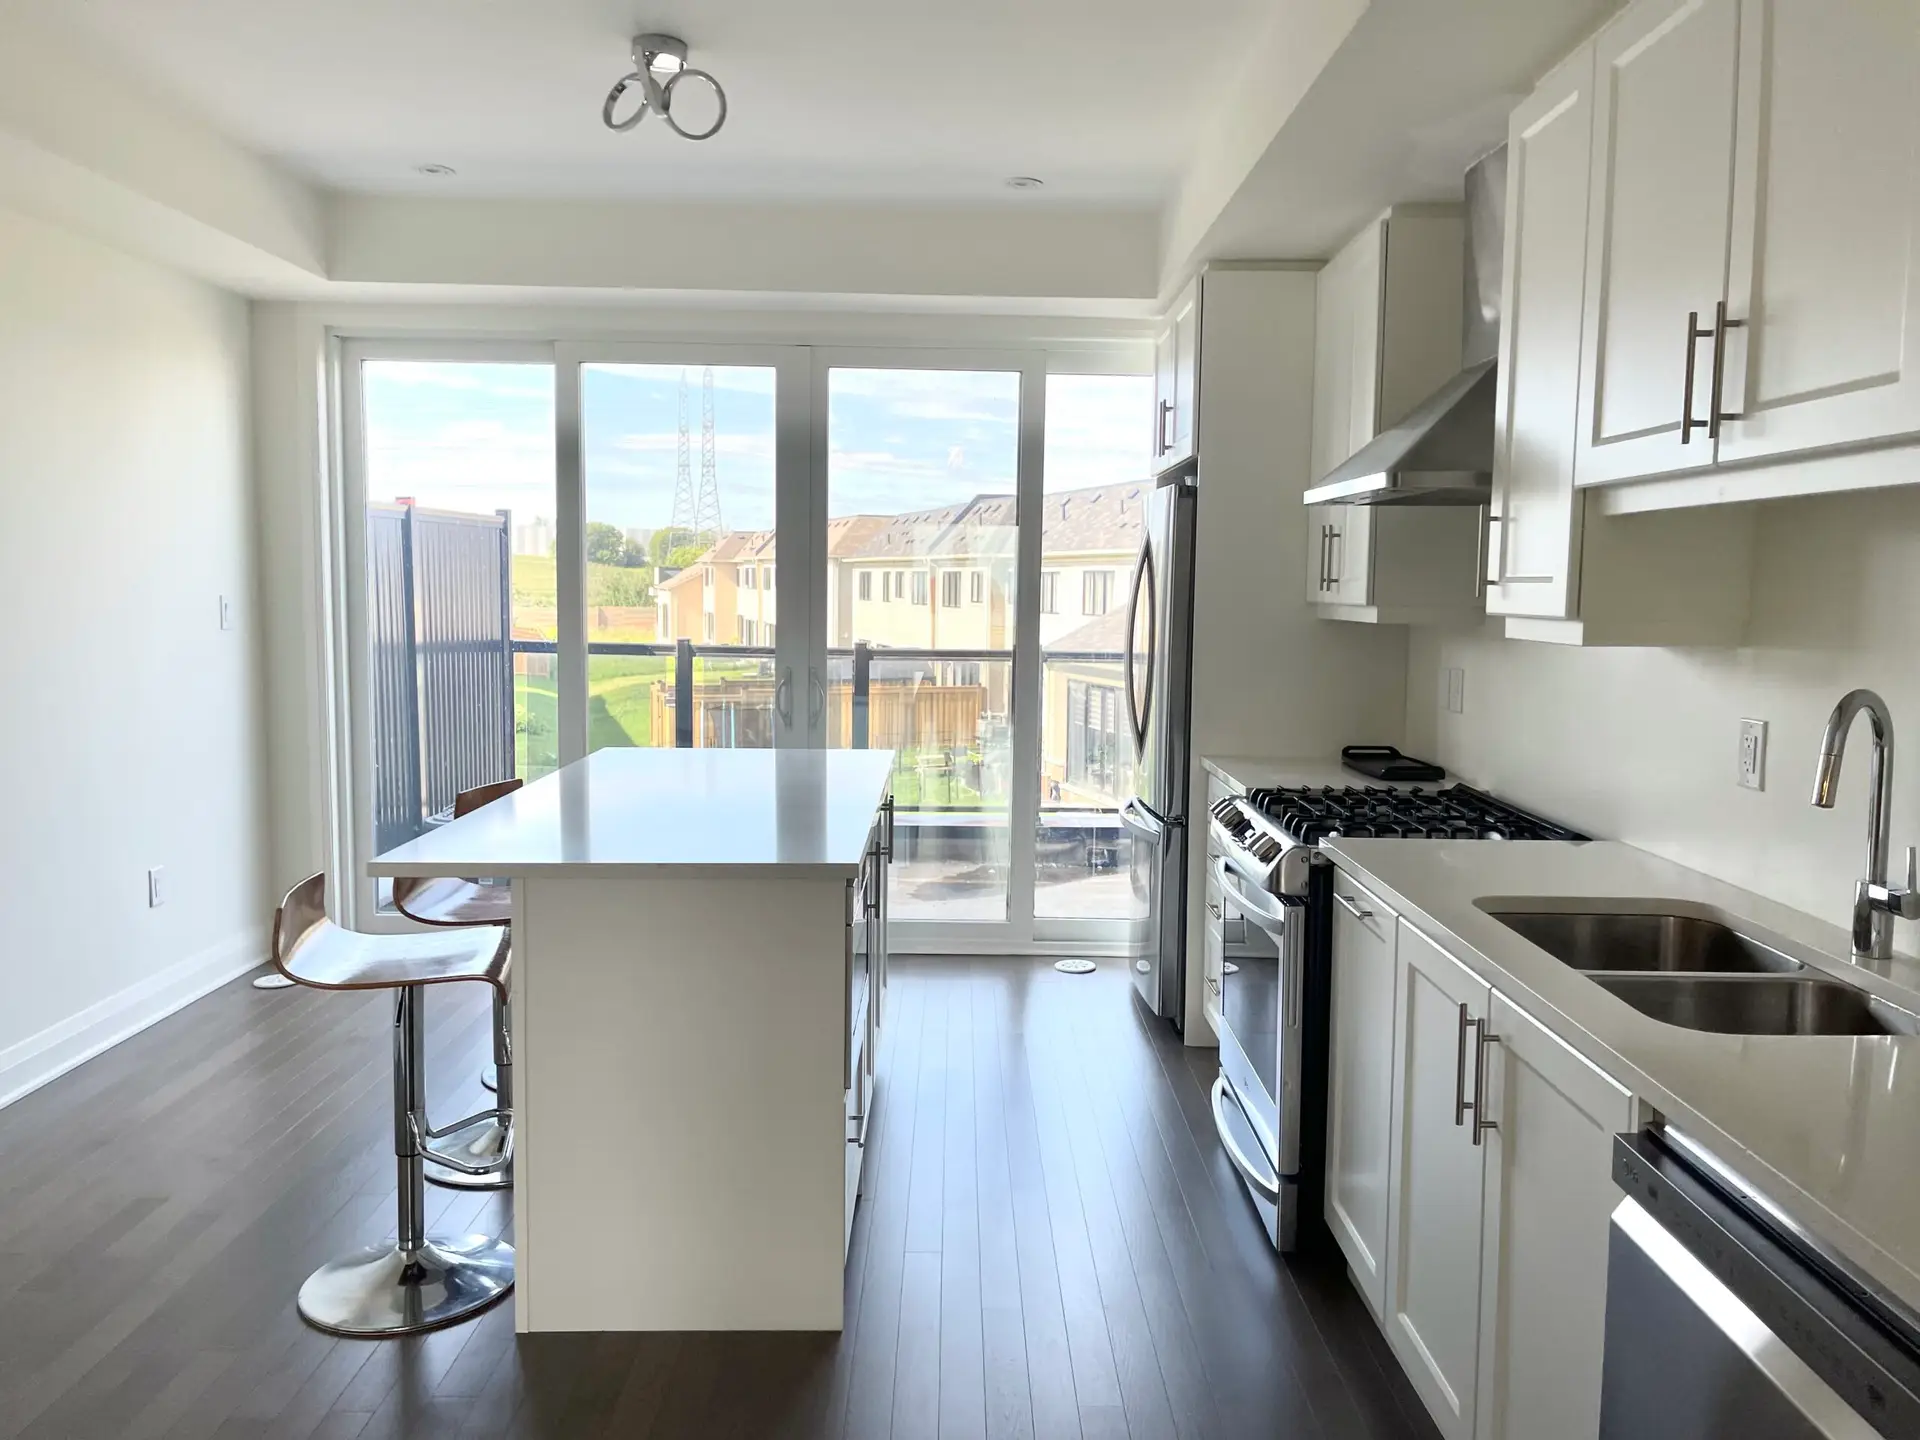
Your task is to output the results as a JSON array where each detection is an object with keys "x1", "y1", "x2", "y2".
[
  {"x1": 415, "y1": 163, "x2": 456, "y2": 177},
  {"x1": 1005, "y1": 176, "x2": 1045, "y2": 190}
]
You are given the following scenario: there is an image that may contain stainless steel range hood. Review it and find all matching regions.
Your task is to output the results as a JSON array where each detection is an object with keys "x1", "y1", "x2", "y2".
[{"x1": 1304, "y1": 146, "x2": 1507, "y2": 508}]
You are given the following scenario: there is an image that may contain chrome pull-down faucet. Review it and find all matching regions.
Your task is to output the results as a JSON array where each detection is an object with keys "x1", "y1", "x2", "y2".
[{"x1": 1811, "y1": 688, "x2": 1918, "y2": 960}]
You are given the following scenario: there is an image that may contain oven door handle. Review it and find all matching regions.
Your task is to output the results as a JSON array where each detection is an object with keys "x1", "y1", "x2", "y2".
[
  {"x1": 1213, "y1": 856, "x2": 1295, "y2": 934},
  {"x1": 1211, "y1": 1075, "x2": 1283, "y2": 1205},
  {"x1": 1118, "y1": 795, "x2": 1166, "y2": 842}
]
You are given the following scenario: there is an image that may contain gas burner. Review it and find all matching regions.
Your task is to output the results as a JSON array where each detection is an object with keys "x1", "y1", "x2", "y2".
[{"x1": 1243, "y1": 783, "x2": 1583, "y2": 846}]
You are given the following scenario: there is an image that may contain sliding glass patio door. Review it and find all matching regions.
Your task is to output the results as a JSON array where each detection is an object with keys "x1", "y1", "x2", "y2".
[{"x1": 337, "y1": 339, "x2": 1148, "y2": 948}]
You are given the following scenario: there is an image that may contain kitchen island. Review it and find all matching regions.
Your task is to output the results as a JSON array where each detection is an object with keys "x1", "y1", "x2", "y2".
[{"x1": 370, "y1": 747, "x2": 894, "y2": 1332}]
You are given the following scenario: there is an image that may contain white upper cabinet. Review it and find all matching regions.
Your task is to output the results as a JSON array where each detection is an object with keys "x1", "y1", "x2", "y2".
[
  {"x1": 1487, "y1": 42, "x2": 1599, "y2": 622},
  {"x1": 1153, "y1": 277, "x2": 1200, "y2": 468},
  {"x1": 1574, "y1": 0, "x2": 1742, "y2": 487},
  {"x1": 1305, "y1": 212, "x2": 1484, "y2": 622},
  {"x1": 1716, "y1": 0, "x2": 1920, "y2": 466}
]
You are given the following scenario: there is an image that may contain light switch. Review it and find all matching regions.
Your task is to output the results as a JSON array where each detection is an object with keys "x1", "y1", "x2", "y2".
[{"x1": 219, "y1": 595, "x2": 235, "y2": 631}]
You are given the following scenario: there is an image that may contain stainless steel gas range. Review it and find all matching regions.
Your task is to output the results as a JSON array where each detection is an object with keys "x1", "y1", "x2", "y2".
[{"x1": 1204, "y1": 779, "x2": 1584, "y2": 1251}]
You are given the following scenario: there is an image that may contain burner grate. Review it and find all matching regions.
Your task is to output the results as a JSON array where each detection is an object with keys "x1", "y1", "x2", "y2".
[{"x1": 1242, "y1": 784, "x2": 1583, "y2": 846}]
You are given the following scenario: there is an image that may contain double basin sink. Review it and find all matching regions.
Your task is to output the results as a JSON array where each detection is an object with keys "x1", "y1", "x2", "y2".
[{"x1": 1484, "y1": 907, "x2": 1920, "y2": 1037}]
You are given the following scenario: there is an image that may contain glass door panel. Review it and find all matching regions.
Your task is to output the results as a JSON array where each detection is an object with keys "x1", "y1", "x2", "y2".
[
  {"x1": 579, "y1": 362, "x2": 780, "y2": 749},
  {"x1": 1035, "y1": 374, "x2": 1154, "y2": 923},
  {"x1": 346, "y1": 354, "x2": 557, "y2": 919},
  {"x1": 820, "y1": 365, "x2": 1021, "y2": 923}
]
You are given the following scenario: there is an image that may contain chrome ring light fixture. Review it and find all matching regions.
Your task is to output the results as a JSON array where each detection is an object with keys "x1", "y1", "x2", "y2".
[{"x1": 601, "y1": 32, "x2": 727, "y2": 141}]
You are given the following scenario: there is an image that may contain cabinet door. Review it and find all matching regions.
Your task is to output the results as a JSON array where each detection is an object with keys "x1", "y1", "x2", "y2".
[
  {"x1": 1573, "y1": 0, "x2": 1741, "y2": 487},
  {"x1": 1716, "y1": 0, "x2": 1920, "y2": 467},
  {"x1": 1487, "y1": 42, "x2": 1598, "y2": 621},
  {"x1": 1473, "y1": 994, "x2": 1639, "y2": 1440},
  {"x1": 1385, "y1": 923, "x2": 1491, "y2": 1440},
  {"x1": 1171, "y1": 281, "x2": 1200, "y2": 462},
  {"x1": 1153, "y1": 316, "x2": 1179, "y2": 464},
  {"x1": 1326, "y1": 871, "x2": 1398, "y2": 1318}
]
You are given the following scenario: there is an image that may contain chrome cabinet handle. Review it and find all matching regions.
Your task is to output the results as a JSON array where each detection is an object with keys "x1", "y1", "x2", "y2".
[
  {"x1": 1326, "y1": 526, "x2": 1342, "y2": 587},
  {"x1": 1471, "y1": 1021, "x2": 1499, "y2": 1146},
  {"x1": 1454, "y1": 1002, "x2": 1472, "y2": 1128},
  {"x1": 1157, "y1": 399, "x2": 1173, "y2": 455},
  {"x1": 1206, "y1": 900, "x2": 1222, "y2": 920},
  {"x1": 1680, "y1": 309, "x2": 1715, "y2": 444},
  {"x1": 1707, "y1": 299, "x2": 1746, "y2": 441},
  {"x1": 1334, "y1": 892, "x2": 1374, "y2": 921},
  {"x1": 1483, "y1": 512, "x2": 1502, "y2": 587}
]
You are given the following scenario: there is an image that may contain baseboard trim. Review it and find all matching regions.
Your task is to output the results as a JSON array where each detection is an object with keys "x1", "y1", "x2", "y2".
[{"x1": 0, "y1": 927, "x2": 267, "y2": 1112}]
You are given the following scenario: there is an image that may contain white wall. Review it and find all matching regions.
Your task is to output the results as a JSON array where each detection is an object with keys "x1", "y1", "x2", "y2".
[
  {"x1": 1407, "y1": 487, "x2": 1920, "y2": 943},
  {"x1": 0, "y1": 205, "x2": 267, "y2": 1106}
]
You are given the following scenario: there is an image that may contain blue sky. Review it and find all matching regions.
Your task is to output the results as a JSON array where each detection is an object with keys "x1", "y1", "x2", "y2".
[{"x1": 362, "y1": 361, "x2": 1152, "y2": 534}]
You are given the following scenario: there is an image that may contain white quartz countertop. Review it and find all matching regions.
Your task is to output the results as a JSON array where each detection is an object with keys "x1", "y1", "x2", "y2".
[
  {"x1": 369, "y1": 748, "x2": 896, "y2": 879},
  {"x1": 1322, "y1": 837, "x2": 1920, "y2": 1316}
]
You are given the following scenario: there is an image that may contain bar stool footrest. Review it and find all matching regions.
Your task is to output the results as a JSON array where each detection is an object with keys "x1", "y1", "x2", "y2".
[{"x1": 409, "y1": 1109, "x2": 514, "y2": 1177}]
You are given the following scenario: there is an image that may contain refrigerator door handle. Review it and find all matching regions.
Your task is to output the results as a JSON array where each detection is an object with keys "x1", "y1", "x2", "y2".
[
  {"x1": 1118, "y1": 795, "x2": 1166, "y2": 842},
  {"x1": 1122, "y1": 541, "x2": 1156, "y2": 755}
]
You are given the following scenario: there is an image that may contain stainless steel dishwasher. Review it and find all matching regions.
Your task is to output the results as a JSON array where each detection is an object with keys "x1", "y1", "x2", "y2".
[{"x1": 1602, "y1": 1127, "x2": 1920, "y2": 1439}]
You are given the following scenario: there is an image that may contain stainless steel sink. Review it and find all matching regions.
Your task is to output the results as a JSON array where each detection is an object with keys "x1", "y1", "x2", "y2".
[
  {"x1": 1487, "y1": 910, "x2": 1805, "y2": 975},
  {"x1": 1589, "y1": 975, "x2": 1920, "y2": 1037}
]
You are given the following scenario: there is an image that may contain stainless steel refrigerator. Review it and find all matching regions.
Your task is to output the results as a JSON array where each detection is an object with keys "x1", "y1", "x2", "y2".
[{"x1": 1118, "y1": 457, "x2": 1197, "y2": 1027}]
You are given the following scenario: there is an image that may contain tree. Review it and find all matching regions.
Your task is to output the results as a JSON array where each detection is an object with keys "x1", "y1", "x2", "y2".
[
  {"x1": 585, "y1": 521, "x2": 628, "y2": 566},
  {"x1": 618, "y1": 537, "x2": 650, "y2": 568},
  {"x1": 663, "y1": 543, "x2": 705, "y2": 570},
  {"x1": 650, "y1": 527, "x2": 698, "y2": 566},
  {"x1": 599, "y1": 568, "x2": 653, "y2": 607}
]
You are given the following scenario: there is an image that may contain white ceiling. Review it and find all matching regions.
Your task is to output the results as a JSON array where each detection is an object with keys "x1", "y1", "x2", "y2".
[{"x1": 36, "y1": 0, "x2": 1274, "y2": 206}]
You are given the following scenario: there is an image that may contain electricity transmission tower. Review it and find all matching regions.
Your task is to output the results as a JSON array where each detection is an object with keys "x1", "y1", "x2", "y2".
[
  {"x1": 667, "y1": 366, "x2": 724, "y2": 540},
  {"x1": 696, "y1": 366, "x2": 723, "y2": 535}
]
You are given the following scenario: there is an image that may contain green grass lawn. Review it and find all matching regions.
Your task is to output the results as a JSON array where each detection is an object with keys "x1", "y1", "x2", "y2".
[{"x1": 513, "y1": 553, "x2": 655, "y2": 612}]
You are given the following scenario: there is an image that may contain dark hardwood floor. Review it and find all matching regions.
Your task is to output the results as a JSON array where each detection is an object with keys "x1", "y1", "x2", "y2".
[{"x1": 0, "y1": 956, "x2": 1437, "y2": 1440}]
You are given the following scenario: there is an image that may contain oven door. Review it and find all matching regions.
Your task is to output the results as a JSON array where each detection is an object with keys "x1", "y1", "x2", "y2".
[{"x1": 1211, "y1": 856, "x2": 1307, "y2": 1180}]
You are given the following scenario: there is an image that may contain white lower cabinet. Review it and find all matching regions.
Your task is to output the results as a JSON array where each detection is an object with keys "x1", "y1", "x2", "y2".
[
  {"x1": 1329, "y1": 917, "x2": 1644, "y2": 1440},
  {"x1": 1473, "y1": 993, "x2": 1641, "y2": 1440},
  {"x1": 1326, "y1": 869, "x2": 1398, "y2": 1317},
  {"x1": 1385, "y1": 924, "x2": 1492, "y2": 1440}
]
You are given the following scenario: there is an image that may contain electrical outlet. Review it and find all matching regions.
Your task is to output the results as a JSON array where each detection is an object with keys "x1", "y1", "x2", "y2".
[
  {"x1": 1739, "y1": 718, "x2": 1768, "y2": 791},
  {"x1": 147, "y1": 866, "x2": 167, "y2": 907},
  {"x1": 219, "y1": 595, "x2": 234, "y2": 631},
  {"x1": 1445, "y1": 667, "x2": 1467, "y2": 716}
]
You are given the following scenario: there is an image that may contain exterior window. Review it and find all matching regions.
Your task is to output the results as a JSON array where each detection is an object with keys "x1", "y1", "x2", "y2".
[
  {"x1": 881, "y1": 572, "x2": 891, "y2": 602},
  {"x1": 703, "y1": 613, "x2": 715, "y2": 642},
  {"x1": 940, "y1": 571, "x2": 962, "y2": 608},
  {"x1": 1082, "y1": 569, "x2": 1114, "y2": 616},
  {"x1": 740, "y1": 565, "x2": 755, "y2": 590},
  {"x1": 703, "y1": 565, "x2": 714, "y2": 590},
  {"x1": 859, "y1": 571, "x2": 872, "y2": 600},
  {"x1": 912, "y1": 571, "x2": 929, "y2": 606},
  {"x1": 969, "y1": 570, "x2": 984, "y2": 604},
  {"x1": 765, "y1": 622, "x2": 775, "y2": 644},
  {"x1": 896, "y1": 569, "x2": 907, "y2": 597},
  {"x1": 738, "y1": 617, "x2": 755, "y2": 644},
  {"x1": 766, "y1": 566, "x2": 775, "y2": 590},
  {"x1": 1040, "y1": 570, "x2": 1060, "y2": 614},
  {"x1": 1066, "y1": 682, "x2": 1122, "y2": 794}
]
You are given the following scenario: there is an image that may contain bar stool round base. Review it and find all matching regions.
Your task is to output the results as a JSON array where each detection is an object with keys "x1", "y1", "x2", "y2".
[
  {"x1": 424, "y1": 1120, "x2": 511, "y2": 1192},
  {"x1": 252, "y1": 973, "x2": 296, "y2": 990},
  {"x1": 298, "y1": 1234, "x2": 514, "y2": 1336}
]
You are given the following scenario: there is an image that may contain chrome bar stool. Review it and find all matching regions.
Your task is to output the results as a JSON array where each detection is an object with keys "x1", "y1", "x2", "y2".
[
  {"x1": 392, "y1": 778, "x2": 521, "y2": 1189},
  {"x1": 272, "y1": 873, "x2": 515, "y2": 1336}
]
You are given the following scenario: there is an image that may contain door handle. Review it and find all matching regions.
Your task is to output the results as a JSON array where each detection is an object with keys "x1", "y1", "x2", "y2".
[
  {"x1": 808, "y1": 667, "x2": 826, "y2": 729},
  {"x1": 1334, "y1": 892, "x2": 1374, "y2": 921},
  {"x1": 776, "y1": 668, "x2": 794, "y2": 725},
  {"x1": 1471, "y1": 1020, "x2": 1499, "y2": 1146},
  {"x1": 1454, "y1": 1002, "x2": 1473, "y2": 1128},
  {"x1": 1707, "y1": 299, "x2": 1746, "y2": 442},
  {"x1": 1680, "y1": 309, "x2": 1715, "y2": 444}
]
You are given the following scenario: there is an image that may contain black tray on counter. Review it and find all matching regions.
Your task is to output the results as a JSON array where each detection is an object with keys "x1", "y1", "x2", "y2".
[{"x1": 1341, "y1": 746, "x2": 1446, "y2": 783}]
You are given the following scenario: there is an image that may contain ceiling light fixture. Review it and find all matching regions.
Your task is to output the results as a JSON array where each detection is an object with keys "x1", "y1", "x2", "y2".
[
  {"x1": 415, "y1": 163, "x2": 457, "y2": 177},
  {"x1": 1004, "y1": 176, "x2": 1045, "y2": 190},
  {"x1": 602, "y1": 32, "x2": 727, "y2": 141}
]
